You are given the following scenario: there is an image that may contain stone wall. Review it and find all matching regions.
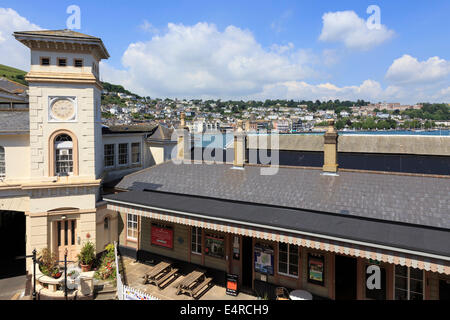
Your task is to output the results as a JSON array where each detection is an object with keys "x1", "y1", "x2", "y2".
[{"x1": 247, "y1": 134, "x2": 450, "y2": 156}]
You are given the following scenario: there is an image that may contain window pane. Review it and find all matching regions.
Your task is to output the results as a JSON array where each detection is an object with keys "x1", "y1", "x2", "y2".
[
  {"x1": 57, "y1": 221, "x2": 61, "y2": 246},
  {"x1": 410, "y1": 268, "x2": 423, "y2": 281},
  {"x1": 395, "y1": 276, "x2": 407, "y2": 290},
  {"x1": 71, "y1": 220, "x2": 75, "y2": 245},
  {"x1": 279, "y1": 243, "x2": 287, "y2": 253},
  {"x1": 289, "y1": 264, "x2": 298, "y2": 276},
  {"x1": 395, "y1": 288, "x2": 408, "y2": 300},
  {"x1": 64, "y1": 220, "x2": 68, "y2": 246},
  {"x1": 119, "y1": 144, "x2": 128, "y2": 165},
  {"x1": 132, "y1": 143, "x2": 140, "y2": 163},
  {"x1": 409, "y1": 292, "x2": 423, "y2": 300},
  {"x1": 279, "y1": 262, "x2": 287, "y2": 274},
  {"x1": 279, "y1": 252, "x2": 287, "y2": 264},
  {"x1": 410, "y1": 279, "x2": 423, "y2": 294},
  {"x1": 395, "y1": 265, "x2": 407, "y2": 277}
]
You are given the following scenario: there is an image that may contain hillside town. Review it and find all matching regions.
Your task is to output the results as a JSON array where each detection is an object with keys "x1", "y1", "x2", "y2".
[{"x1": 100, "y1": 87, "x2": 450, "y2": 133}]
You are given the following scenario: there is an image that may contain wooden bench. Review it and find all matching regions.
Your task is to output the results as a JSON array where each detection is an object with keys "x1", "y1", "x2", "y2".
[
  {"x1": 155, "y1": 268, "x2": 179, "y2": 289},
  {"x1": 176, "y1": 269, "x2": 212, "y2": 298},
  {"x1": 142, "y1": 261, "x2": 171, "y2": 285},
  {"x1": 190, "y1": 277, "x2": 213, "y2": 299}
]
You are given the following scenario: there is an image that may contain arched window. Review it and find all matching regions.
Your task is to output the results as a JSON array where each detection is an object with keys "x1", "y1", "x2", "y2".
[
  {"x1": 48, "y1": 130, "x2": 78, "y2": 177},
  {"x1": 54, "y1": 134, "x2": 73, "y2": 175},
  {"x1": 0, "y1": 146, "x2": 5, "y2": 178}
]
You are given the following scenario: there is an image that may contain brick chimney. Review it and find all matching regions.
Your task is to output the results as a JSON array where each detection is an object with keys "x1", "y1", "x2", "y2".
[
  {"x1": 233, "y1": 120, "x2": 246, "y2": 168},
  {"x1": 322, "y1": 119, "x2": 338, "y2": 173},
  {"x1": 176, "y1": 112, "x2": 188, "y2": 161}
]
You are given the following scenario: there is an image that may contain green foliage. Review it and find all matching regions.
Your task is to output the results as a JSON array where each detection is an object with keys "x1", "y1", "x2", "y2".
[
  {"x1": 401, "y1": 103, "x2": 449, "y2": 121},
  {"x1": 101, "y1": 94, "x2": 127, "y2": 107},
  {"x1": 0, "y1": 64, "x2": 28, "y2": 86},
  {"x1": 102, "y1": 82, "x2": 138, "y2": 97},
  {"x1": 78, "y1": 241, "x2": 96, "y2": 265},
  {"x1": 94, "y1": 243, "x2": 116, "y2": 281},
  {"x1": 38, "y1": 248, "x2": 60, "y2": 277}
]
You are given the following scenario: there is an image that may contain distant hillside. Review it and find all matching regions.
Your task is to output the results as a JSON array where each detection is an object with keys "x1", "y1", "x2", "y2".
[
  {"x1": 0, "y1": 64, "x2": 28, "y2": 86},
  {"x1": 0, "y1": 64, "x2": 140, "y2": 97},
  {"x1": 102, "y1": 82, "x2": 141, "y2": 98}
]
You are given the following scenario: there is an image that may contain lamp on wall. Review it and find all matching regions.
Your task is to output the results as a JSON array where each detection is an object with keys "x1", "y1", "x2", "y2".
[{"x1": 61, "y1": 215, "x2": 67, "y2": 220}]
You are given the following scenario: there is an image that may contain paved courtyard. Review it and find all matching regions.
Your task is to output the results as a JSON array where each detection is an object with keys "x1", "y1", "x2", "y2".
[{"x1": 121, "y1": 257, "x2": 257, "y2": 300}]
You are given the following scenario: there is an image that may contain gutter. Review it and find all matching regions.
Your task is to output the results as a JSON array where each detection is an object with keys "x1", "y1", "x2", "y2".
[{"x1": 104, "y1": 197, "x2": 450, "y2": 262}]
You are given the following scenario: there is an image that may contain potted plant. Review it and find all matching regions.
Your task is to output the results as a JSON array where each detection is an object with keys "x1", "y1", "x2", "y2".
[
  {"x1": 38, "y1": 248, "x2": 61, "y2": 278},
  {"x1": 77, "y1": 241, "x2": 96, "y2": 272}
]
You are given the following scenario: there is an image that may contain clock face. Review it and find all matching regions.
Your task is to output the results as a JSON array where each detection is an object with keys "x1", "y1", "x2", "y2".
[{"x1": 49, "y1": 98, "x2": 76, "y2": 121}]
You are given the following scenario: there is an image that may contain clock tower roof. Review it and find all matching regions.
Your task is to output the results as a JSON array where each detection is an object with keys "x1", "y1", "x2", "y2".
[{"x1": 14, "y1": 29, "x2": 110, "y2": 60}]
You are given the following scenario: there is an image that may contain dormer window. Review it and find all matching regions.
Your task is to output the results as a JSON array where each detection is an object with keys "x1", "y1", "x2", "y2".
[
  {"x1": 58, "y1": 58, "x2": 67, "y2": 67},
  {"x1": 74, "y1": 59, "x2": 83, "y2": 68},
  {"x1": 41, "y1": 57, "x2": 50, "y2": 66}
]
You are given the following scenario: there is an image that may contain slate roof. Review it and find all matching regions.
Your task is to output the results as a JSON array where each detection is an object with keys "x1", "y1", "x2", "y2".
[
  {"x1": 102, "y1": 124, "x2": 157, "y2": 135},
  {"x1": 0, "y1": 111, "x2": 29, "y2": 133},
  {"x1": 0, "y1": 77, "x2": 27, "y2": 94},
  {"x1": 116, "y1": 162, "x2": 450, "y2": 229},
  {"x1": 147, "y1": 124, "x2": 173, "y2": 141},
  {"x1": 105, "y1": 189, "x2": 450, "y2": 257}
]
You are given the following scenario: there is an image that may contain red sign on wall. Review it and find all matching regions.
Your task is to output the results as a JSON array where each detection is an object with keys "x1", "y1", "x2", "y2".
[{"x1": 151, "y1": 225, "x2": 173, "y2": 249}]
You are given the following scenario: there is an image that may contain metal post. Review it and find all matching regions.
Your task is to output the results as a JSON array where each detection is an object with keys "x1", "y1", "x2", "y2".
[
  {"x1": 64, "y1": 248, "x2": 68, "y2": 301},
  {"x1": 32, "y1": 249, "x2": 37, "y2": 301}
]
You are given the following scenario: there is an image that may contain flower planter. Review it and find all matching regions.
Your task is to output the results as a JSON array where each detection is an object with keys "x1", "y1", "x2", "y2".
[{"x1": 80, "y1": 263, "x2": 92, "y2": 272}]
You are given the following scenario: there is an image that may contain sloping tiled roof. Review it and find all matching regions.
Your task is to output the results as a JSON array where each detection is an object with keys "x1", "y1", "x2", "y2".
[
  {"x1": 0, "y1": 77, "x2": 27, "y2": 94},
  {"x1": 102, "y1": 124, "x2": 157, "y2": 135},
  {"x1": 147, "y1": 124, "x2": 173, "y2": 140},
  {"x1": 116, "y1": 162, "x2": 450, "y2": 229},
  {"x1": 0, "y1": 111, "x2": 29, "y2": 133}
]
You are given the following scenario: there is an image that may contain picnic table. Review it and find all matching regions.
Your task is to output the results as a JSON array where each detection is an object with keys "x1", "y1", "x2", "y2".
[
  {"x1": 176, "y1": 269, "x2": 212, "y2": 298},
  {"x1": 142, "y1": 261, "x2": 179, "y2": 289}
]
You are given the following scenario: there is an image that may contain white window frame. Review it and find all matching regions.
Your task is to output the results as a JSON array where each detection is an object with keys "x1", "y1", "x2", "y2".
[
  {"x1": 191, "y1": 227, "x2": 202, "y2": 255},
  {"x1": 54, "y1": 135, "x2": 74, "y2": 176},
  {"x1": 393, "y1": 266, "x2": 425, "y2": 300},
  {"x1": 278, "y1": 243, "x2": 299, "y2": 278},
  {"x1": 0, "y1": 146, "x2": 5, "y2": 178},
  {"x1": 104, "y1": 144, "x2": 115, "y2": 168},
  {"x1": 118, "y1": 143, "x2": 129, "y2": 166},
  {"x1": 131, "y1": 142, "x2": 141, "y2": 164},
  {"x1": 126, "y1": 213, "x2": 138, "y2": 241}
]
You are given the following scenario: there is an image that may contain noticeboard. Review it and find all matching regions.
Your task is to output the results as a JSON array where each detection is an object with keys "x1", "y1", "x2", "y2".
[{"x1": 226, "y1": 273, "x2": 239, "y2": 296}]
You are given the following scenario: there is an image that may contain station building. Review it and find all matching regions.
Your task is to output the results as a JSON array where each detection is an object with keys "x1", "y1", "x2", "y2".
[
  {"x1": 0, "y1": 29, "x2": 449, "y2": 300},
  {"x1": 104, "y1": 120, "x2": 450, "y2": 300}
]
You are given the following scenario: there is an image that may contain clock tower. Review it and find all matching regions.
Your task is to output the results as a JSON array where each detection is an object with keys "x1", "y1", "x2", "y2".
[{"x1": 14, "y1": 30, "x2": 110, "y2": 263}]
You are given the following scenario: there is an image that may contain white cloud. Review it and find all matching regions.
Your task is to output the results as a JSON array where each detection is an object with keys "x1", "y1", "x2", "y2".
[
  {"x1": 0, "y1": 8, "x2": 41, "y2": 71},
  {"x1": 139, "y1": 20, "x2": 159, "y2": 34},
  {"x1": 319, "y1": 10, "x2": 394, "y2": 50},
  {"x1": 103, "y1": 22, "x2": 318, "y2": 99},
  {"x1": 385, "y1": 54, "x2": 450, "y2": 85},
  {"x1": 254, "y1": 79, "x2": 384, "y2": 102}
]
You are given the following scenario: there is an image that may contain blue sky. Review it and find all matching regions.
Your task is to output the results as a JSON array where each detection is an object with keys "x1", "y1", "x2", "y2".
[{"x1": 1, "y1": 0, "x2": 449, "y2": 103}]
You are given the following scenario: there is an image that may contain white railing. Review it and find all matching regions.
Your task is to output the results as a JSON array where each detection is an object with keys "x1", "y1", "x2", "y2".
[
  {"x1": 122, "y1": 285, "x2": 159, "y2": 300},
  {"x1": 114, "y1": 241, "x2": 123, "y2": 299},
  {"x1": 113, "y1": 242, "x2": 159, "y2": 301}
]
